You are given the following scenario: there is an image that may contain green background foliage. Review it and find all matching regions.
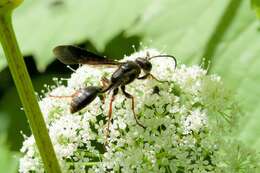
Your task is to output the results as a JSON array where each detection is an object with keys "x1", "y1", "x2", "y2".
[
  {"x1": 0, "y1": 136, "x2": 19, "y2": 173},
  {"x1": 252, "y1": 0, "x2": 260, "y2": 18},
  {"x1": 0, "y1": 0, "x2": 260, "y2": 171}
]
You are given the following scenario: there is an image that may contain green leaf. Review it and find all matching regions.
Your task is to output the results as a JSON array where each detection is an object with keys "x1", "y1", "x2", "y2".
[
  {"x1": 127, "y1": 0, "x2": 260, "y2": 151},
  {"x1": 0, "y1": 43, "x2": 7, "y2": 70},
  {"x1": 212, "y1": 1, "x2": 260, "y2": 150},
  {"x1": 251, "y1": 0, "x2": 260, "y2": 18},
  {"x1": 0, "y1": 0, "x2": 150, "y2": 71},
  {"x1": 0, "y1": 136, "x2": 19, "y2": 173},
  {"x1": 128, "y1": 0, "x2": 232, "y2": 65}
]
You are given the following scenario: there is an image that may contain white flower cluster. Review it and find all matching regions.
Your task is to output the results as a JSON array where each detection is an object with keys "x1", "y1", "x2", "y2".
[{"x1": 19, "y1": 49, "x2": 239, "y2": 173}]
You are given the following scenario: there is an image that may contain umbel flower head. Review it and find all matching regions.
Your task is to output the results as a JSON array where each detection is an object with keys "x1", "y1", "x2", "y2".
[{"x1": 19, "y1": 49, "x2": 260, "y2": 173}]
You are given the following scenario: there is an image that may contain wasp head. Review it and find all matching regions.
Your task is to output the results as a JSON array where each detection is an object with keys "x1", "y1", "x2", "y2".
[{"x1": 135, "y1": 57, "x2": 152, "y2": 73}]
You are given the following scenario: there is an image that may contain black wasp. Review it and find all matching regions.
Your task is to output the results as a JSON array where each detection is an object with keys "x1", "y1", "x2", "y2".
[{"x1": 52, "y1": 45, "x2": 177, "y2": 134}]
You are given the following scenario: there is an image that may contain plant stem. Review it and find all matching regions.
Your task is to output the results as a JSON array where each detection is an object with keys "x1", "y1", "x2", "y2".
[{"x1": 0, "y1": 9, "x2": 62, "y2": 173}]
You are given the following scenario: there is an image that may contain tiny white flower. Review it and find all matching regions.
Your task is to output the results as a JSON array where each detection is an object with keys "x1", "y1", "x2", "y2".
[
  {"x1": 182, "y1": 108, "x2": 208, "y2": 134},
  {"x1": 19, "y1": 48, "x2": 248, "y2": 173}
]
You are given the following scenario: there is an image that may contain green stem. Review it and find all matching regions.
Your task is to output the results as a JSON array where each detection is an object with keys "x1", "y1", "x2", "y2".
[{"x1": 0, "y1": 8, "x2": 62, "y2": 173}]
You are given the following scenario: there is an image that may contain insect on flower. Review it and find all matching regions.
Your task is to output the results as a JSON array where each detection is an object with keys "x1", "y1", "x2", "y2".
[{"x1": 52, "y1": 45, "x2": 177, "y2": 138}]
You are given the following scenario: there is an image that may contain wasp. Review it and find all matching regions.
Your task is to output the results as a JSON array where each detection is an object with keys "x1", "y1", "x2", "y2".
[{"x1": 52, "y1": 45, "x2": 177, "y2": 137}]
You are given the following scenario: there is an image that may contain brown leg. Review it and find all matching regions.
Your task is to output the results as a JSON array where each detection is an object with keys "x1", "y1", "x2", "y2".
[
  {"x1": 100, "y1": 76, "x2": 110, "y2": 104},
  {"x1": 138, "y1": 73, "x2": 169, "y2": 84},
  {"x1": 121, "y1": 86, "x2": 145, "y2": 128},
  {"x1": 105, "y1": 88, "x2": 118, "y2": 144},
  {"x1": 101, "y1": 76, "x2": 110, "y2": 88},
  {"x1": 149, "y1": 73, "x2": 170, "y2": 84}
]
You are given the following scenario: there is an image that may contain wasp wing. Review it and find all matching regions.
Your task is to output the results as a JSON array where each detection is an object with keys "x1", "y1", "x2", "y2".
[{"x1": 53, "y1": 45, "x2": 121, "y2": 65}]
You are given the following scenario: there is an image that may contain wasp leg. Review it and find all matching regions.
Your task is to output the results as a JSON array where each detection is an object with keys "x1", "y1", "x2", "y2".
[
  {"x1": 105, "y1": 88, "x2": 119, "y2": 144},
  {"x1": 100, "y1": 76, "x2": 110, "y2": 104},
  {"x1": 150, "y1": 73, "x2": 169, "y2": 83},
  {"x1": 150, "y1": 73, "x2": 170, "y2": 84},
  {"x1": 101, "y1": 76, "x2": 110, "y2": 88},
  {"x1": 121, "y1": 86, "x2": 145, "y2": 129},
  {"x1": 138, "y1": 73, "x2": 169, "y2": 84}
]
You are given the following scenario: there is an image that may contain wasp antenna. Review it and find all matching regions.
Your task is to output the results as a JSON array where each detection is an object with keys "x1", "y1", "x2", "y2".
[{"x1": 149, "y1": 55, "x2": 177, "y2": 69}]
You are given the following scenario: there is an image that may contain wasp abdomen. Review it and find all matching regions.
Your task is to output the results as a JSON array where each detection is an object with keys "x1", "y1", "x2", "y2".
[{"x1": 70, "y1": 86, "x2": 102, "y2": 113}]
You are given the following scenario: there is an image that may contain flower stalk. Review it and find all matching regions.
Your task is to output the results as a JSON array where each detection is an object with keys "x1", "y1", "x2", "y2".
[{"x1": 0, "y1": 1, "x2": 62, "y2": 173}]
